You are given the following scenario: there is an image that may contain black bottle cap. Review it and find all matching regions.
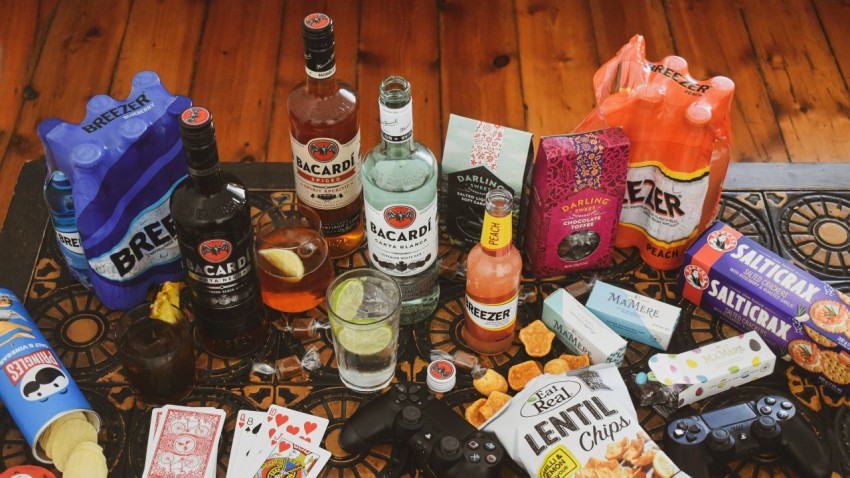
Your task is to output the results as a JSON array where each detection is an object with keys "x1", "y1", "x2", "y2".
[
  {"x1": 179, "y1": 107, "x2": 219, "y2": 171},
  {"x1": 302, "y1": 13, "x2": 333, "y2": 49}
]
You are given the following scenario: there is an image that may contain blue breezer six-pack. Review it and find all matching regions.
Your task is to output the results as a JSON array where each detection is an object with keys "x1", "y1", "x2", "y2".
[{"x1": 38, "y1": 71, "x2": 191, "y2": 309}]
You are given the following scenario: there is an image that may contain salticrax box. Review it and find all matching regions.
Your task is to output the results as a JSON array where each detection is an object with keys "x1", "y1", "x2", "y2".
[
  {"x1": 679, "y1": 221, "x2": 850, "y2": 395},
  {"x1": 525, "y1": 128, "x2": 629, "y2": 278},
  {"x1": 586, "y1": 280, "x2": 681, "y2": 350},
  {"x1": 439, "y1": 114, "x2": 534, "y2": 249},
  {"x1": 646, "y1": 331, "x2": 775, "y2": 407},
  {"x1": 542, "y1": 288, "x2": 626, "y2": 365}
]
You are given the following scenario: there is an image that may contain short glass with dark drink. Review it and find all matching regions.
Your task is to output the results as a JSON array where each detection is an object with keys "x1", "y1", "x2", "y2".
[
  {"x1": 115, "y1": 303, "x2": 196, "y2": 404},
  {"x1": 255, "y1": 204, "x2": 335, "y2": 313}
]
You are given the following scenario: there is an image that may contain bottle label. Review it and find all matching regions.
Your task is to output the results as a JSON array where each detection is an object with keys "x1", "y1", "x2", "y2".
[
  {"x1": 379, "y1": 100, "x2": 413, "y2": 143},
  {"x1": 55, "y1": 230, "x2": 85, "y2": 255},
  {"x1": 365, "y1": 197, "x2": 437, "y2": 277},
  {"x1": 619, "y1": 164, "x2": 709, "y2": 244},
  {"x1": 292, "y1": 133, "x2": 362, "y2": 211},
  {"x1": 480, "y1": 212, "x2": 512, "y2": 251},
  {"x1": 305, "y1": 50, "x2": 336, "y2": 80},
  {"x1": 465, "y1": 293, "x2": 518, "y2": 331},
  {"x1": 180, "y1": 231, "x2": 259, "y2": 308},
  {"x1": 88, "y1": 195, "x2": 181, "y2": 281}
]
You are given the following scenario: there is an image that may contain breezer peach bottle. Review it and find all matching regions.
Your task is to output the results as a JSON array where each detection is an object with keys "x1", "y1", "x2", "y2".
[{"x1": 463, "y1": 188, "x2": 522, "y2": 355}]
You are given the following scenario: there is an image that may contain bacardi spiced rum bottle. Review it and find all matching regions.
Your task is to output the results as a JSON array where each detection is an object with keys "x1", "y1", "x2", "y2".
[
  {"x1": 288, "y1": 13, "x2": 363, "y2": 258},
  {"x1": 463, "y1": 188, "x2": 522, "y2": 354},
  {"x1": 363, "y1": 76, "x2": 439, "y2": 324},
  {"x1": 171, "y1": 106, "x2": 267, "y2": 358}
]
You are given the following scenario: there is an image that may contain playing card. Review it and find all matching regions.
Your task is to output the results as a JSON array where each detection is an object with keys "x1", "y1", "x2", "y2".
[
  {"x1": 226, "y1": 410, "x2": 267, "y2": 478},
  {"x1": 241, "y1": 406, "x2": 329, "y2": 475},
  {"x1": 143, "y1": 405, "x2": 225, "y2": 478},
  {"x1": 146, "y1": 408, "x2": 164, "y2": 466},
  {"x1": 253, "y1": 434, "x2": 331, "y2": 478}
]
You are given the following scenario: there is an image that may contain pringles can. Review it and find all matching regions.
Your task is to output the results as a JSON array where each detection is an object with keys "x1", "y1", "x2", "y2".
[{"x1": 0, "y1": 289, "x2": 100, "y2": 462}]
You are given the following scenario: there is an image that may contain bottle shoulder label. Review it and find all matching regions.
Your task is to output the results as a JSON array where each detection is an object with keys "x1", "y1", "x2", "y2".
[
  {"x1": 379, "y1": 100, "x2": 413, "y2": 143},
  {"x1": 364, "y1": 196, "x2": 437, "y2": 277},
  {"x1": 55, "y1": 230, "x2": 85, "y2": 255},
  {"x1": 465, "y1": 292, "x2": 518, "y2": 331},
  {"x1": 292, "y1": 133, "x2": 362, "y2": 210}
]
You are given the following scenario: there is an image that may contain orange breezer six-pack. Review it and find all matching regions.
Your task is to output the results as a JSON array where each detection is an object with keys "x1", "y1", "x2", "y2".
[{"x1": 574, "y1": 35, "x2": 735, "y2": 270}]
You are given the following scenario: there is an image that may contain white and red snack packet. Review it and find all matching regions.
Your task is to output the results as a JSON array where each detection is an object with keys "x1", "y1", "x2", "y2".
[{"x1": 481, "y1": 364, "x2": 689, "y2": 477}]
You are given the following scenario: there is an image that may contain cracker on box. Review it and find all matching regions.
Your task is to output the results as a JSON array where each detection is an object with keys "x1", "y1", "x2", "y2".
[
  {"x1": 519, "y1": 320, "x2": 556, "y2": 357},
  {"x1": 508, "y1": 360, "x2": 542, "y2": 391},
  {"x1": 465, "y1": 398, "x2": 487, "y2": 428},
  {"x1": 479, "y1": 391, "x2": 512, "y2": 420},
  {"x1": 473, "y1": 368, "x2": 508, "y2": 396}
]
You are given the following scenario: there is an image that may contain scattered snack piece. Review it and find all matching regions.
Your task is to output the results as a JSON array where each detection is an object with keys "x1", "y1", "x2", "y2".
[
  {"x1": 508, "y1": 360, "x2": 542, "y2": 391},
  {"x1": 518, "y1": 320, "x2": 556, "y2": 357},
  {"x1": 560, "y1": 353, "x2": 590, "y2": 370},
  {"x1": 473, "y1": 368, "x2": 508, "y2": 396},
  {"x1": 63, "y1": 442, "x2": 108, "y2": 478},
  {"x1": 604, "y1": 436, "x2": 629, "y2": 460},
  {"x1": 465, "y1": 398, "x2": 488, "y2": 428},
  {"x1": 543, "y1": 358, "x2": 570, "y2": 375},
  {"x1": 479, "y1": 391, "x2": 512, "y2": 420}
]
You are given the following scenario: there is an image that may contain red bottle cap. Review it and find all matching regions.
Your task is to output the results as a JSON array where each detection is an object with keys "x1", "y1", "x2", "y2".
[{"x1": 0, "y1": 466, "x2": 57, "y2": 478}]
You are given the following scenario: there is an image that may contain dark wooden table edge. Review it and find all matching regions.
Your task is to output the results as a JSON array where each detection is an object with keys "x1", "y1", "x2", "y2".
[{"x1": 2, "y1": 158, "x2": 848, "y2": 299}]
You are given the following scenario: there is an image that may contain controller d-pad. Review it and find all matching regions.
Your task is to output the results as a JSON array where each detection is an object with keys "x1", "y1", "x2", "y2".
[
  {"x1": 486, "y1": 454, "x2": 498, "y2": 464},
  {"x1": 408, "y1": 384, "x2": 421, "y2": 394},
  {"x1": 686, "y1": 433, "x2": 698, "y2": 442},
  {"x1": 410, "y1": 395, "x2": 420, "y2": 404},
  {"x1": 759, "y1": 405, "x2": 772, "y2": 415},
  {"x1": 396, "y1": 384, "x2": 407, "y2": 394},
  {"x1": 777, "y1": 411, "x2": 789, "y2": 420},
  {"x1": 396, "y1": 393, "x2": 408, "y2": 403},
  {"x1": 688, "y1": 424, "x2": 701, "y2": 433},
  {"x1": 765, "y1": 397, "x2": 776, "y2": 405},
  {"x1": 676, "y1": 421, "x2": 688, "y2": 431},
  {"x1": 673, "y1": 429, "x2": 685, "y2": 438}
]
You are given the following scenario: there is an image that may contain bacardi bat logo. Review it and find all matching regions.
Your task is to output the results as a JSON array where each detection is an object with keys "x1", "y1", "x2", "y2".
[
  {"x1": 181, "y1": 106, "x2": 211, "y2": 126},
  {"x1": 304, "y1": 13, "x2": 330, "y2": 29},
  {"x1": 308, "y1": 139, "x2": 338, "y2": 162},
  {"x1": 384, "y1": 206, "x2": 416, "y2": 229},
  {"x1": 199, "y1": 239, "x2": 232, "y2": 263}
]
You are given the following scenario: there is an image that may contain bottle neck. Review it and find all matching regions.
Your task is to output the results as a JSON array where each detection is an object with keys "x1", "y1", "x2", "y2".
[
  {"x1": 304, "y1": 41, "x2": 336, "y2": 94},
  {"x1": 479, "y1": 210, "x2": 513, "y2": 257},
  {"x1": 379, "y1": 77, "x2": 415, "y2": 154},
  {"x1": 186, "y1": 146, "x2": 224, "y2": 194}
]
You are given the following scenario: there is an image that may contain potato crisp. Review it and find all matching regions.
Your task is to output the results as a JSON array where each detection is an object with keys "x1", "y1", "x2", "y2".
[
  {"x1": 519, "y1": 320, "x2": 556, "y2": 357},
  {"x1": 508, "y1": 360, "x2": 542, "y2": 391}
]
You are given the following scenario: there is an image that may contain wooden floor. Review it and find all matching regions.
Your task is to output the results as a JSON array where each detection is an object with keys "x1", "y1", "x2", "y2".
[{"x1": 1, "y1": 0, "x2": 849, "y2": 231}]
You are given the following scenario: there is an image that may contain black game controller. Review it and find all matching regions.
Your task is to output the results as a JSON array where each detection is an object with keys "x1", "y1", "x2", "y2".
[
  {"x1": 663, "y1": 395, "x2": 832, "y2": 478},
  {"x1": 339, "y1": 382, "x2": 504, "y2": 478}
]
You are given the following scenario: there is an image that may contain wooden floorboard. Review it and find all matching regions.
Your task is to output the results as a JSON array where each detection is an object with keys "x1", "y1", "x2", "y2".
[{"x1": 1, "y1": 0, "x2": 849, "y2": 231}]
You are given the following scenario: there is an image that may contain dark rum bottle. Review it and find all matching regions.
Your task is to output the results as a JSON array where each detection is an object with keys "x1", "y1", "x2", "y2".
[
  {"x1": 171, "y1": 106, "x2": 267, "y2": 358},
  {"x1": 287, "y1": 13, "x2": 363, "y2": 258}
]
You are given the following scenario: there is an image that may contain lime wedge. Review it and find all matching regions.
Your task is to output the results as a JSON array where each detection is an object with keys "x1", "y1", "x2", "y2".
[
  {"x1": 331, "y1": 278, "x2": 364, "y2": 321},
  {"x1": 336, "y1": 322, "x2": 393, "y2": 356},
  {"x1": 259, "y1": 248, "x2": 305, "y2": 282}
]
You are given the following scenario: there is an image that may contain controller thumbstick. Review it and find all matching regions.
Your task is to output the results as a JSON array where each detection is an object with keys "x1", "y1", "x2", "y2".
[
  {"x1": 402, "y1": 406, "x2": 422, "y2": 425},
  {"x1": 439, "y1": 436, "x2": 461, "y2": 457},
  {"x1": 707, "y1": 429, "x2": 734, "y2": 452},
  {"x1": 753, "y1": 416, "x2": 782, "y2": 447}
]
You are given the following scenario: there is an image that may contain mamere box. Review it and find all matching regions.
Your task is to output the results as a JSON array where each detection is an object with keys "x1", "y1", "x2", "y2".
[
  {"x1": 586, "y1": 280, "x2": 681, "y2": 350},
  {"x1": 541, "y1": 288, "x2": 626, "y2": 365}
]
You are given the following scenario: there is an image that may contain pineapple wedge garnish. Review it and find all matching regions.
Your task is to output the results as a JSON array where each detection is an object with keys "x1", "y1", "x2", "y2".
[{"x1": 149, "y1": 281, "x2": 181, "y2": 324}]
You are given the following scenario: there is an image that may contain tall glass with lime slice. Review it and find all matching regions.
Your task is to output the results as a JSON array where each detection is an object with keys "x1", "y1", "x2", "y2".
[
  {"x1": 326, "y1": 268, "x2": 401, "y2": 392},
  {"x1": 255, "y1": 204, "x2": 334, "y2": 313}
]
